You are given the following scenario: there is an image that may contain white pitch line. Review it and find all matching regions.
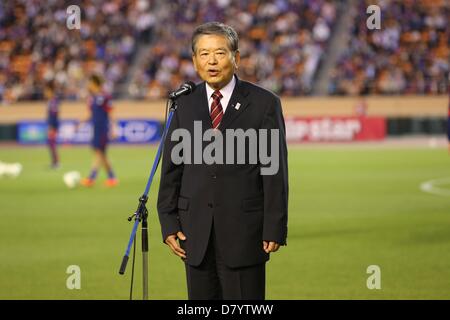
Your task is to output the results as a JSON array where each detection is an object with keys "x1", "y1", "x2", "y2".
[{"x1": 420, "y1": 177, "x2": 450, "y2": 197}]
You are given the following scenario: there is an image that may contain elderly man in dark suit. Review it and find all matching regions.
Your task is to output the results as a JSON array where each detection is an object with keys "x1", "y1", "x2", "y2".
[{"x1": 157, "y1": 22, "x2": 288, "y2": 300}]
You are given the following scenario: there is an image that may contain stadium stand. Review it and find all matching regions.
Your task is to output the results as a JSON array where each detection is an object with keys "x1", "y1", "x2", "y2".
[
  {"x1": 0, "y1": 0, "x2": 447, "y2": 102},
  {"x1": 329, "y1": 0, "x2": 449, "y2": 95},
  {"x1": 128, "y1": 0, "x2": 338, "y2": 99},
  {"x1": 0, "y1": 0, "x2": 152, "y2": 102}
]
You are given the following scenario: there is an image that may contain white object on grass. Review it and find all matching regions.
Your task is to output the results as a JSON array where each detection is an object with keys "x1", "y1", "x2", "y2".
[
  {"x1": 2, "y1": 162, "x2": 22, "y2": 178},
  {"x1": 63, "y1": 171, "x2": 81, "y2": 189}
]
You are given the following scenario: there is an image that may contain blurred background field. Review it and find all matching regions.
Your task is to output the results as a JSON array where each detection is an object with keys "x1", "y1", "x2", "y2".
[{"x1": 1, "y1": 144, "x2": 449, "y2": 299}]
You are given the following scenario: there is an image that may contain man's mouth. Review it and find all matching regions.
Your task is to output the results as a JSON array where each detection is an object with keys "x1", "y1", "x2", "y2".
[{"x1": 207, "y1": 69, "x2": 220, "y2": 77}]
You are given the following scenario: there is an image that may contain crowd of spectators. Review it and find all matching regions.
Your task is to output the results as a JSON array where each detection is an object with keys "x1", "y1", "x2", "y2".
[
  {"x1": 0, "y1": 0, "x2": 154, "y2": 102},
  {"x1": 128, "y1": 0, "x2": 337, "y2": 99},
  {"x1": 1, "y1": 0, "x2": 446, "y2": 102},
  {"x1": 329, "y1": 0, "x2": 449, "y2": 95}
]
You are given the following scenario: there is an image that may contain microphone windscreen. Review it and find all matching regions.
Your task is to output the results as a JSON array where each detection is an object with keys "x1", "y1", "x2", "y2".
[{"x1": 184, "y1": 81, "x2": 197, "y2": 93}]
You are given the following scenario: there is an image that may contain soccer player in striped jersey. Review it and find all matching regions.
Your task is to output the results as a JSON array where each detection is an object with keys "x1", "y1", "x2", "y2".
[
  {"x1": 45, "y1": 81, "x2": 60, "y2": 169},
  {"x1": 80, "y1": 75, "x2": 118, "y2": 187},
  {"x1": 448, "y1": 96, "x2": 449, "y2": 153}
]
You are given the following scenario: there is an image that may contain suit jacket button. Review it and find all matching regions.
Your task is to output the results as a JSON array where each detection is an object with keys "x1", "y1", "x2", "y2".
[
  {"x1": 211, "y1": 174, "x2": 217, "y2": 179},
  {"x1": 208, "y1": 203, "x2": 213, "y2": 208}
]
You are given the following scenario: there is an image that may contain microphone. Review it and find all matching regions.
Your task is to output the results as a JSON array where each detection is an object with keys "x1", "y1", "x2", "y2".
[{"x1": 169, "y1": 81, "x2": 197, "y2": 100}]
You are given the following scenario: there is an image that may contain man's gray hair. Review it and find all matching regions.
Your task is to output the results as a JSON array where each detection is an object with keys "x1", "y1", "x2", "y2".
[{"x1": 191, "y1": 22, "x2": 239, "y2": 54}]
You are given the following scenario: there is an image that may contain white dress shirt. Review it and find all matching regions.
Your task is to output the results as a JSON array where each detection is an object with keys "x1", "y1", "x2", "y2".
[{"x1": 205, "y1": 75, "x2": 236, "y2": 114}]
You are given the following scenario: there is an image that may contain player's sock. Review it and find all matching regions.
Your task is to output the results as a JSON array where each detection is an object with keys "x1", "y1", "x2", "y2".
[
  {"x1": 88, "y1": 170, "x2": 98, "y2": 180},
  {"x1": 107, "y1": 169, "x2": 116, "y2": 179},
  {"x1": 48, "y1": 138, "x2": 58, "y2": 166}
]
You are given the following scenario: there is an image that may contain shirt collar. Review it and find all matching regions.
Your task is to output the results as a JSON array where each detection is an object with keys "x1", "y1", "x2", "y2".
[{"x1": 205, "y1": 75, "x2": 236, "y2": 99}]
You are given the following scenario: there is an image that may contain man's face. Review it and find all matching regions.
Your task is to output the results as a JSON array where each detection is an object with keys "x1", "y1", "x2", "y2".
[{"x1": 192, "y1": 34, "x2": 240, "y2": 90}]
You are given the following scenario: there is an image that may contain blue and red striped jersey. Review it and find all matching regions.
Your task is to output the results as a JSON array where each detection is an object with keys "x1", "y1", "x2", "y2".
[
  {"x1": 47, "y1": 96, "x2": 60, "y2": 128},
  {"x1": 89, "y1": 93, "x2": 112, "y2": 129}
]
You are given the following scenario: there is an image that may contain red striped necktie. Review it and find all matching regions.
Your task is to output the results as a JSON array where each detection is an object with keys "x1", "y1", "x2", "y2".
[{"x1": 210, "y1": 90, "x2": 223, "y2": 129}]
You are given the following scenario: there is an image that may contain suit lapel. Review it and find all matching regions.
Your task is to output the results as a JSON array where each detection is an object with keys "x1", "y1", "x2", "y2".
[
  {"x1": 219, "y1": 76, "x2": 250, "y2": 132},
  {"x1": 194, "y1": 82, "x2": 212, "y2": 130}
]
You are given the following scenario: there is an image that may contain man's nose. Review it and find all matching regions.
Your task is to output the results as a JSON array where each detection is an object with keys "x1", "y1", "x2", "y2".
[{"x1": 208, "y1": 54, "x2": 218, "y2": 65}]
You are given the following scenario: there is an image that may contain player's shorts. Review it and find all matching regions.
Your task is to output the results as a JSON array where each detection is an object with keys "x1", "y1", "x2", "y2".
[
  {"x1": 447, "y1": 118, "x2": 450, "y2": 141},
  {"x1": 92, "y1": 131, "x2": 109, "y2": 152},
  {"x1": 48, "y1": 120, "x2": 59, "y2": 130},
  {"x1": 47, "y1": 128, "x2": 58, "y2": 140}
]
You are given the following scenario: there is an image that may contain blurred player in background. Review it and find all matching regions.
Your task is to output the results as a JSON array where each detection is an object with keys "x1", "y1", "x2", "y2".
[
  {"x1": 80, "y1": 75, "x2": 118, "y2": 187},
  {"x1": 45, "y1": 81, "x2": 60, "y2": 169}
]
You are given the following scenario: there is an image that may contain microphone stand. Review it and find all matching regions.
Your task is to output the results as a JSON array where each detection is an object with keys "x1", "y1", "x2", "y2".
[{"x1": 118, "y1": 98, "x2": 178, "y2": 300}]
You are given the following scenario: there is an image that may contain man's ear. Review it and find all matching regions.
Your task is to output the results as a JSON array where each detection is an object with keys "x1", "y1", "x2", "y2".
[
  {"x1": 192, "y1": 53, "x2": 198, "y2": 72},
  {"x1": 233, "y1": 50, "x2": 240, "y2": 70}
]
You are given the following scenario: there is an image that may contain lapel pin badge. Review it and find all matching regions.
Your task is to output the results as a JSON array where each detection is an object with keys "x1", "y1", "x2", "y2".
[{"x1": 235, "y1": 102, "x2": 241, "y2": 110}]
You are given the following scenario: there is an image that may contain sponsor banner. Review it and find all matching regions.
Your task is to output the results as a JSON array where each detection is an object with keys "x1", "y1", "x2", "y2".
[
  {"x1": 285, "y1": 117, "x2": 386, "y2": 142},
  {"x1": 17, "y1": 122, "x2": 48, "y2": 144},
  {"x1": 18, "y1": 120, "x2": 162, "y2": 144}
]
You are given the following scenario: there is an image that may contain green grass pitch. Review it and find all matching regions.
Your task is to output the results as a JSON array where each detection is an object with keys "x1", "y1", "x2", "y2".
[{"x1": 0, "y1": 144, "x2": 449, "y2": 299}]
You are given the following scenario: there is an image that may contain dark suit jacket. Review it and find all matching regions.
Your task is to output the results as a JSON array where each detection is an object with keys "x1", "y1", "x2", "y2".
[{"x1": 157, "y1": 76, "x2": 288, "y2": 268}]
